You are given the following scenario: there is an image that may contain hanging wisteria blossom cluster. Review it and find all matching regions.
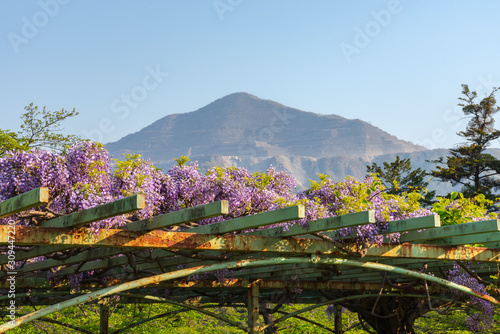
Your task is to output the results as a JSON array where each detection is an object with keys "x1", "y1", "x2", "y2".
[
  {"x1": 303, "y1": 174, "x2": 434, "y2": 246},
  {"x1": 447, "y1": 262, "x2": 494, "y2": 332}
]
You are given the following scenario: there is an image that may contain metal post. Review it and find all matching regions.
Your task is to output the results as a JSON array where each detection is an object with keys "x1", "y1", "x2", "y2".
[
  {"x1": 100, "y1": 303, "x2": 110, "y2": 334},
  {"x1": 334, "y1": 305, "x2": 342, "y2": 334},
  {"x1": 248, "y1": 283, "x2": 261, "y2": 333}
]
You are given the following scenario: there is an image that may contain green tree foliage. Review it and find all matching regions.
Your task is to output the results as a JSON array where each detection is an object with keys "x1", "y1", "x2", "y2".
[
  {"x1": 0, "y1": 103, "x2": 79, "y2": 157},
  {"x1": 0, "y1": 129, "x2": 24, "y2": 156},
  {"x1": 432, "y1": 191, "x2": 496, "y2": 226},
  {"x1": 366, "y1": 155, "x2": 435, "y2": 205},
  {"x1": 432, "y1": 84, "x2": 500, "y2": 199}
]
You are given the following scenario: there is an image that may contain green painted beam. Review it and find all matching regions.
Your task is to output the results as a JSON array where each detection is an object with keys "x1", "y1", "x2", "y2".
[
  {"x1": 233, "y1": 263, "x2": 315, "y2": 278},
  {"x1": 0, "y1": 291, "x2": 74, "y2": 301},
  {"x1": 481, "y1": 242, "x2": 500, "y2": 248},
  {"x1": 186, "y1": 205, "x2": 305, "y2": 234},
  {"x1": 386, "y1": 215, "x2": 441, "y2": 233},
  {"x1": 0, "y1": 277, "x2": 53, "y2": 289},
  {"x1": 257, "y1": 267, "x2": 320, "y2": 280},
  {"x1": 41, "y1": 194, "x2": 145, "y2": 228},
  {"x1": 125, "y1": 200, "x2": 229, "y2": 231},
  {"x1": 361, "y1": 242, "x2": 500, "y2": 262},
  {"x1": 429, "y1": 231, "x2": 500, "y2": 246},
  {"x1": 246, "y1": 210, "x2": 374, "y2": 238},
  {"x1": 0, "y1": 187, "x2": 49, "y2": 219},
  {"x1": 53, "y1": 250, "x2": 282, "y2": 279},
  {"x1": 481, "y1": 241, "x2": 500, "y2": 248},
  {"x1": 0, "y1": 246, "x2": 71, "y2": 265},
  {"x1": 52, "y1": 250, "x2": 280, "y2": 279},
  {"x1": 0, "y1": 277, "x2": 415, "y2": 293},
  {"x1": 43, "y1": 248, "x2": 242, "y2": 278},
  {"x1": 398, "y1": 219, "x2": 500, "y2": 243},
  {"x1": 1, "y1": 247, "x2": 143, "y2": 276},
  {"x1": 322, "y1": 214, "x2": 441, "y2": 241}
]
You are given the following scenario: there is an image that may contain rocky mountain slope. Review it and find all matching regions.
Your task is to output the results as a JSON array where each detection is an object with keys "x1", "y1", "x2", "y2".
[{"x1": 107, "y1": 92, "x2": 428, "y2": 189}]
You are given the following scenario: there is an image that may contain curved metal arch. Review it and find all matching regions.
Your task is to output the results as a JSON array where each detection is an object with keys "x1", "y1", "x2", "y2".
[{"x1": 1, "y1": 256, "x2": 497, "y2": 332}]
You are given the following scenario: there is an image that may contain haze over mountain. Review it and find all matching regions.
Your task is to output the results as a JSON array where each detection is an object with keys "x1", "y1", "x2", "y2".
[{"x1": 106, "y1": 92, "x2": 429, "y2": 189}]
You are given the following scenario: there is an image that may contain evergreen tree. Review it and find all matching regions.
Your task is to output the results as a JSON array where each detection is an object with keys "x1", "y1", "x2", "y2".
[
  {"x1": 432, "y1": 84, "x2": 500, "y2": 199},
  {"x1": 366, "y1": 155, "x2": 435, "y2": 204}
]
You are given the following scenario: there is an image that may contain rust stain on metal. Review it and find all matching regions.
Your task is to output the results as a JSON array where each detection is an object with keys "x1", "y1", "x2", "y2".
[{"x1": 470, "y1": 289, "x2": 499, "y2": 304}]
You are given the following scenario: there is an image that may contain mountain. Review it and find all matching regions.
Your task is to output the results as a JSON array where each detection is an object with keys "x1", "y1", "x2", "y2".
[{"x1": 106, "y1": 93, "x2": 426, "y2": 187}]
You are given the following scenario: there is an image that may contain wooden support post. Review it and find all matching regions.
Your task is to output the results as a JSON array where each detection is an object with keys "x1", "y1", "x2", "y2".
[
  {"x1": 100, "y1": 304, "x2": 110, "y2": 334},
  {"x1": 248, "y1": 283, "x2": 261, "y2": 333},
  {"x1": 334, "y1": 305, "x2": 342, "y2": 334}
]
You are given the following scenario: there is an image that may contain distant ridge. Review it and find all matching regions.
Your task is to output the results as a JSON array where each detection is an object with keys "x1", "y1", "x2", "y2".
[{"x1": 107, "y1": 93, "x2": 425, "y2": 170}]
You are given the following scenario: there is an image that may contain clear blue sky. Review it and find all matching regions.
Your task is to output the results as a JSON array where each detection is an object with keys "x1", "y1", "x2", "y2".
[{"x1": 1, "y1": 0, "x2": 500, "y2": 150}]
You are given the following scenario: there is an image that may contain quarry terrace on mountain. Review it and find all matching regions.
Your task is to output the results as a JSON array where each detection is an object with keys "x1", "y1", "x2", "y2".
[{"x1": 106, "y1": 93, "x2": 427, "y2": 188}]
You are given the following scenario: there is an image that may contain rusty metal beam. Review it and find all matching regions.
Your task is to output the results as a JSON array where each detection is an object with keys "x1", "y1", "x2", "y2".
[{"x1": 3, "y1": 226, "x2": 500, "y2": 263}]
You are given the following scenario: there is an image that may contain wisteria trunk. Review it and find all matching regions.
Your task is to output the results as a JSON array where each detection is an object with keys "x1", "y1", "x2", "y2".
[{"x1": 344, "y1": 296, "x2": 436, "y2": 334}]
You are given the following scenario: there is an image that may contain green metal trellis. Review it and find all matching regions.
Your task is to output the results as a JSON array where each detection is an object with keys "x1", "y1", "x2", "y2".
[{"x1": 1, "y1": 188, "x2": 500, "y2": 333}]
